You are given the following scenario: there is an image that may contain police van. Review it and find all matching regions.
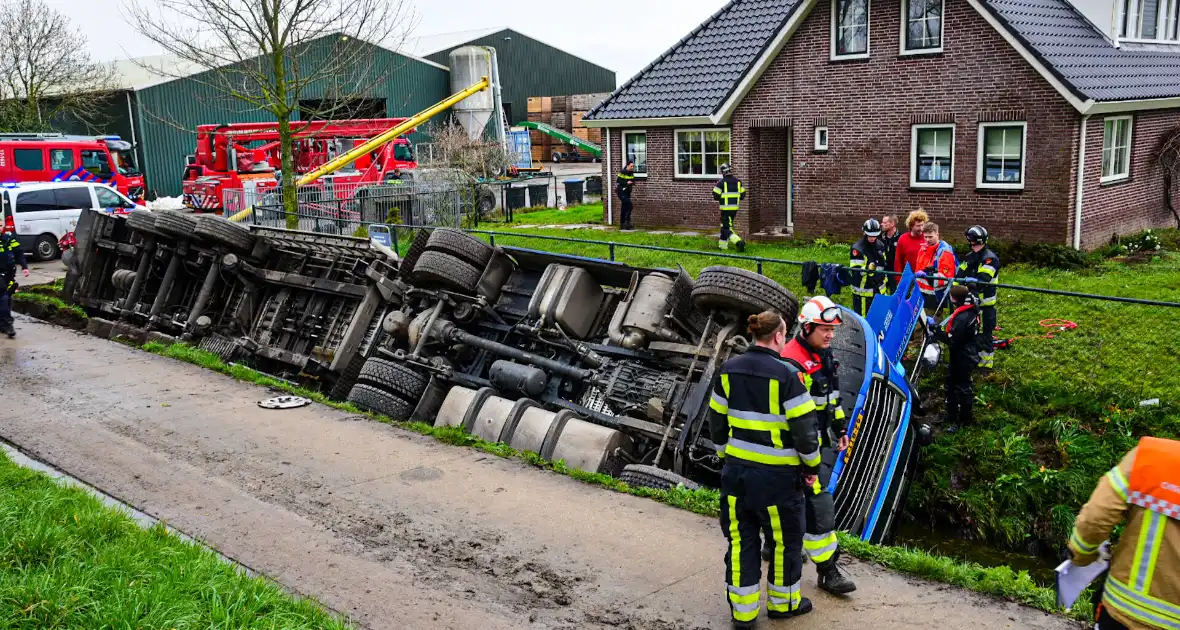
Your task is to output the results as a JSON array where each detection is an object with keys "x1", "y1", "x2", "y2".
[{"x1": 1, "y1": 182, "x2": 137, "y2": 261}]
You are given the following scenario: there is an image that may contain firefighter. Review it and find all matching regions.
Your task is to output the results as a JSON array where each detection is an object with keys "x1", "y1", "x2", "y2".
[
  {"x1": 0, "y1": 221, "x2": 30, "y2": 339},
  {"x1": 712, "y1": 163, "x2": 746, "y2": 252},
  {"x1": 914, "y1": 222, "x2": 956, "y2": 313},
  {"x1": 880, "y1": 215, "x2": 900, "y2": 293},
  {"x1": 709, "y1": 310, "x2": 823, "y2": 627},
  {"x1": 849, "y1": 219, "x2": 887, "y2": 317},
  {"x1": 1067, "y1": 436, "x2": 1179, "y2": 630},
  {"x1": 928, "y1": 285, "x2": 979, "y2": 427},
  {"x1": 954, "y1": 225, "x2": 1001, "y2": 370},
  {"x1": 772, "y1": 296, "x2": 858, "y2": 595},
  {"x1": 616, "y1": 161, "x2": 636, "y2": 230}
]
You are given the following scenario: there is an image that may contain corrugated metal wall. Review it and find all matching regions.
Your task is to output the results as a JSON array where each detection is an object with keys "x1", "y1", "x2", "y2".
[
  {"x1": 426, "y1": 29, "x2": 616, "y2": 126},
  {"x1": 135, "y1": 37, "x2": 450, "y2": 197}
]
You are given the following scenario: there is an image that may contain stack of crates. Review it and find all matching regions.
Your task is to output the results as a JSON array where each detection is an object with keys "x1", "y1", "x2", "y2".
[
  {"x1": 527, "y1": 97, "x2": 552, "y2": 163},
  {"x1": 526, "y1": 92, "x2": 611, "y2": 162}
]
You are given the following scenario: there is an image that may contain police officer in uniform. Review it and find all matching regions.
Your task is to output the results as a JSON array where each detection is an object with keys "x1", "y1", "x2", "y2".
[
  {"x1": 954, "y1": 225, "x2": 1001, "y2": 369},
  {"x1": 0, "y1": 221, "x2": 30, "y2": 338},
  {"x1": 929, "y1": 285, "x2": 980, "y2": 426},
  {"x1": 773, "y1": 296, "x2": 857, "y2": 595},
  {"x1": 616, "y1": 161, "x2": 636, "y2": 230},
  {"x1": 849, "y1": 219, "x2": 887, "y2": 317},
  {"x1": 709, "y1": 310, "x2": 823, "y2": 627},
  {"x1": 712, "y1": 163, "x2": 747, "y2": 252}
]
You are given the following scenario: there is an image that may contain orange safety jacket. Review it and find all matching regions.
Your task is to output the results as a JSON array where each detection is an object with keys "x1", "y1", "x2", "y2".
[
  {"x1": 1069, "y1": 436, "x2": 1180, "y2": 630},
  {"x1": 915, "y1": 240, "x2": 956, "y2": 296}
]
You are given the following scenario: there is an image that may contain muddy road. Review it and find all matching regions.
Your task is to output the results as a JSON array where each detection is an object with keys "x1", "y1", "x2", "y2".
[{"x1": 0, "y1": 317, "x2": 1081, "y2": 630}]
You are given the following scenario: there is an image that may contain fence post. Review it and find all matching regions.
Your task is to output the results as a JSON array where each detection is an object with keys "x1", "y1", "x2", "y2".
[
  {"x1": 392, "y1": 227, "x2": 400, "y2": 253},
  {"x1": 489, "y1": 233, "x2": 496, "y2": 247},
  {"x1": 757, "y1": 260, "x2": 764, "y2": 275},
  {"x1": 609, "y1": 243, "x2": 616, "y2": 261}
]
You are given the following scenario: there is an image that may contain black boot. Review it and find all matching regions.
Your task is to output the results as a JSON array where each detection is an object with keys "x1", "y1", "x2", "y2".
[
  {"x1": 817, "y1": 554, "x2": 857, "y2": 594},
  {"x1": 767, "y1": 597, "x2": 813, "y2": 619}
]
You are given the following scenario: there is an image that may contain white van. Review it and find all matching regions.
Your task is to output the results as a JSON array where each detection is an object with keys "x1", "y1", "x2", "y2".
[{"x1": 1, "y1": 181, "x2": 136, "y2": 261}]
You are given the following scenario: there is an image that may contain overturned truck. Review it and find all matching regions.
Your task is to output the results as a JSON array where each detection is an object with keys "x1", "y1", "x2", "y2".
[{"x1": 63, "y1": 212, "x2": 924, "y2": 544}]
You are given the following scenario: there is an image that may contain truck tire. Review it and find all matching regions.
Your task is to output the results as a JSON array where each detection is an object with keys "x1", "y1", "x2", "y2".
[
  {"x1": 411, "y1": 250, "x2": 482, "y2": 294},
  {"x1": 426, "y1": 228, "x2": 492, "y2": 268},
  {"x1": 399, "y1": 229, "x2": 430, "y2": 281},
  {"x1": 347, "y1": 384, "x2": 415, "y2": 421},
  {"x1": 618, "y1": 464, "x2": 701, "y2": 492},
  {"x1": 355, "y1": 357, "x2": 430, "y2": 402},
  {"x1": 691, "y1": 266, "x2": 799, "y2": 322},
  {"x1": 126, "y1": 210, "x2": 164, "y2": 236},
  {"x1": 193, "y1": 215, "x2": 256, "y2": 253},
  {"x1": 155, "y1": 211, "x2": 200, "y2": 241}
]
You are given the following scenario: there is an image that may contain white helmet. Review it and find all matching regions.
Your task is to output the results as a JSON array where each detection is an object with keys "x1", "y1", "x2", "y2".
[{"x1": 798, "y1": 296, "x2": 843, "y2": 326}]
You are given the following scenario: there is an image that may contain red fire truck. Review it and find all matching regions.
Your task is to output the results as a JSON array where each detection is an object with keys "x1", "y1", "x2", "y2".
[
  {"x1": 182, "y1": 119, "x2": 418, "y2": 212},
  {"x1": 0, "y1": 133, "x2": 146, "y2": 203}
]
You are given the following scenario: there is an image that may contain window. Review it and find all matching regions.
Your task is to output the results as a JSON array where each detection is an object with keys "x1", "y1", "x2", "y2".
[
  {"x1": 910, "y1": 124, "x2": 955, "y2": 188},
  {"x1": 394, "y1": 143, "x2": 413, "y2": 162},
  {"x1": 622, "y1": 131, "x2": 648, "y2": 175},
  {"x1": 14, "y1": 149, "x2": 44, "y2": 171},
  {"x1": 675, "y1": 129, "x2": 730, "y2": 178},
  {"x1": 833, "y1": 0, "x2": 870, "y2": 58},
  {"x1": 95, "y1": 186, "x2": 129, "y2": 209},
  {"x1": 814, "y1": 127, "x2": 829, "y2": 151},
  {"x1": 14, "y1": 189, "x2": 59, "y2": 213},
  {"x1": 55, "y1": 187, "x2": 93, "y2": 209},
  {"x1": 81, "y1": 150, "x2": 111, "y2": 177},
  {"x1": 1101, "y1": 116, "x2": 1133, "y2": 182},
  {"x1": 1119, "y1": 0, "x2": 1180, "y2": 39},
  {"x1": 977, "y1": 122, "x2": 1026, "y2": 189},
  {"x1": 50, "y1": 149, "x2": 75, "y2": 171},
  {"x1": 903, "y1": 0, "x2": 943, "y2": 52}
]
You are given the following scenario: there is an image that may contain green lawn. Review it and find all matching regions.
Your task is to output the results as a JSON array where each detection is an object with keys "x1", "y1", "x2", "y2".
[
  {"x1": 505, "y1": 202, "x2": 605, "y2": 226},
  {"x1": 461, "y1": 218, "x2": 1180, "y2": 552},
  {"x1": 0, "y1": 449, "x2": 351, "y2": 629}
]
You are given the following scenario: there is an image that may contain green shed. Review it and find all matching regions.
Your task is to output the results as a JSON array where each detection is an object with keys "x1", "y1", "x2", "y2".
[{"x1": 414, "y1": 27, "x2": 616, "y2": 126}]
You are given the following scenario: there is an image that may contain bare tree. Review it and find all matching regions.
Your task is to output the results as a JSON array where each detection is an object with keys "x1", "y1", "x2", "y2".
[
  {"x1": 1155, "y1": 126, "x2": 1180, "y2": 229},
  {"x1": 0, "y1": 0, "x2": 118, "y2": 133},
  {"x1": 123, "y1": 0, "x2": 416, "y2": 219},
  {"x1": 421, "y1": 121, "x2": 515, "y2": 179}
]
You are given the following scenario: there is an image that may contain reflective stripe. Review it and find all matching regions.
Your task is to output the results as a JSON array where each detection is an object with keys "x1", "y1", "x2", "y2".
[
  {"x1": 812, "y1": 395, "x2": 827, "y2": 406},
  {"x1": 721, "y1": 373, "x2": 731, "y2": 397},
  {"x1": 727, "y1": 496, "x2": 743, "y2": 593},
  {"x1": 726, "y1": 438, "x2": 803, "y2": 466},
  {"x1": 849, "y1": 258, "x2": 867, "y2": 266},
  {"x1": 768, "y1": 505, "x2": 785, "y2": 587},
  {"x1": 804, "y1": 532, "x2": 838, "y2": 563},
  {"x1": 767, "y1": 580, "x2": 802, "y2": 612},
  {"x1": 710, "y1": 391, "x2": 728, "y2": 413},
  {"x1": 851, "y1": 287, "x2": 875, "y2": 296},
  {"x1": 728, "y1": 414, "x2": 788, "y2": 431},
  {"x1": 799, "y1": 448, "x2": 822, "y2": 468},
  {"x1": 1069, "y1": 527, "x2": 1101, "y2": 555},
  {"x1": 1132, "y1": 510, "x2": 1166, "y2": 593},
  {"x1": 833, "y1": 406, "x2": 847, "y2": 420},
  {"x1": 979, "y1": 265, "x2": 997, "y2": 277},
  {"x1": 785, "y1": 397, "x2": 816, "y2": 420},
  {"x1": 980, "y1": 295, "x2": 997, "y2": 306},
  {"x1": 1108, "y1": 467, "x2": 1130, "y2": 501},
  {"x1": 828, "y1": 393, "x2": 840, "y2": 403},
  {"x1": 728, "y1": 583, "x2": 761, "y2": 606},
  {"x1": 1105, "y1": 575, "x2": 1180, "y2": 629},
  {"x1": 768, "y1": 379, "x2": 780, "y2": 416}
]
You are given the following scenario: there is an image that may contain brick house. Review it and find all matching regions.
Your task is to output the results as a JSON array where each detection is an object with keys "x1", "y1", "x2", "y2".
[{"x1": 582, "y1": 0, "x2": 1180, "y2": 248}]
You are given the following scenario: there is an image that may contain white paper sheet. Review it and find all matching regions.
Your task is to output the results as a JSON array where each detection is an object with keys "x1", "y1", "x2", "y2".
[{"x1": 1056, "y1": 557, "x2": 1109, "y2": 610}]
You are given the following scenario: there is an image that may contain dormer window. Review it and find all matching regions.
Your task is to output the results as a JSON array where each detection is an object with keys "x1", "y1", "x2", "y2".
[{"x1": 1119, "y1": 0, "x2": 1180, "y2": 41}]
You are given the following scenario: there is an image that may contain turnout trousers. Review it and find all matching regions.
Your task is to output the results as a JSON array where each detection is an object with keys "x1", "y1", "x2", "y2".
[
  {"x1": 977, "y1": 305, "x2": 996, "y2": 369},
  {"x1": 719, "y1": 210, "x2": 744, "y2": 250},
  {"x1": 945, "y1": 357, "x2": 975, "y2": 425},
  {"x1": 0, "y1": 271, "x2": 14, "y2": 334},
  {"x1": 804, "y1": 446, "x2": 840, "y2": 566},
  {"x1": 619, "y1": 192, "x2": 633, "y2": 229},
  {"x1": 720, "y1": 461, "x2": 806, "y2": 624}
]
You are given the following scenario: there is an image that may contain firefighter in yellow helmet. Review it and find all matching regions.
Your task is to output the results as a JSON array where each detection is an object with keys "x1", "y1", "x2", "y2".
[
  {"x1": 708, "y1": 310, "x2": 823, "y2": 627},
  {"x1": 1067, "y1": 436, "x2": 1180, "y2": 630}
]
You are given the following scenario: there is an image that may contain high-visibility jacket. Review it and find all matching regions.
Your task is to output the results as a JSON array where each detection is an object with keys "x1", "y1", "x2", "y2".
[
  {"x1": 616, "y1": 171, "x2": 634, "y2": 198},
  {"x1": 1, "y1": 232, "x2": 27, "y2": 273},
  {"x1": 915, "y1": 240, "x2": 956, "y2": 296},
  {"x1": 1069, "y1": 437, "x2": 1180, "y2": 630},
  {"x1": 707, "y1": 345, "x2": 823, "y2": 474},
  {"x1": 954, "y1": 247, "x2": 1001, "y2": 307},
  {"x1": 780, "y1": 335, "x2": 848, "y2": 446},
  {"x1": 712, "y1": 175, "x2": 746, "y2": 212},
  {"x1": 849, "y1": 236, "x2": 887, "y2": 298}
]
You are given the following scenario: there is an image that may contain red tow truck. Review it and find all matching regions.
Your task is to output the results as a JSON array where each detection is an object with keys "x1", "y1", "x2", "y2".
[
  {"x1": 0, "y1": 133, "x2": 147, "y2": 204},
  {"x1": 182, "y1": 119, "x2": 419, "y2": 212}
]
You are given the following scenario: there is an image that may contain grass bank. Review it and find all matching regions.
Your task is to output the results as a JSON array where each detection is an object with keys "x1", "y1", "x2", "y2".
[
  {"x1": 0, "y1": 448, "x2": 350, "y2": 628},
  {"x1": 138, "y1": 339, "x2": 1091, "y2": 621}
]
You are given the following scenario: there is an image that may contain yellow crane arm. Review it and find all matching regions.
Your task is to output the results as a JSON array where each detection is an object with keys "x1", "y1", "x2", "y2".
[{"x1": 227, "y1": 75, "x2": 491, "y2": 223}]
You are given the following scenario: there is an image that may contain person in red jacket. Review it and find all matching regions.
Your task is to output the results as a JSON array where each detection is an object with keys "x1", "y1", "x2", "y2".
[
  {"x1": 915, "y1": 222, "x2": 957, "y2": 312},
  {"x1": 893, "y1": 209, "x2": 928, "y2": 279}
]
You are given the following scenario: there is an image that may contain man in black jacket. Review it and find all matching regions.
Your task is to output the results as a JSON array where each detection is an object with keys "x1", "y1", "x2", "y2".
[
  {"x1": 954, "y1": 225, "x2": 1001, "y2": 370},
  {"x1": 880, "y1": 215, "x2": 900, "y2": 293},
  {"x1": 616, "y1": 161, "x2": 635, "y2": 230},
  {"x1": 709, "y1": 310, "x2": 823, "y2": 627},
  {"x1": 0, "y1": 224, "x2": 30, "y2": 338},
  {"x1": 929, "y1": 285, "x2": 980, "y2": 426}
]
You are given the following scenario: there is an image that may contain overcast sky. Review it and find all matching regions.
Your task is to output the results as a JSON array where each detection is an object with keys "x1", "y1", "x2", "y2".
[{"x1": 63, "y1": 0, "x2": 726, "y2": 86}]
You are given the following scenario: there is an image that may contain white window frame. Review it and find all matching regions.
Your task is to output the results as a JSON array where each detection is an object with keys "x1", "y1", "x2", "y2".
[
  {"x1": 814, "y1": 126, "x2": 829, "y2": 151},
  {"x1": 910, "y1": 123, "x2": 955, "y2": 189},
  {"x1": 831, "y1": 0, "x2": 871, "y2": 60},
  {"x1": 673, "y1": 128, "x2": 732, "y2": 180},
  {"x1": 1118, "y1": 0, "x2": 1180, "y2": 41},
  {"x1": 1101, "y1": 116, "x2": 1133, "y2": 183},
  {"x1": 976, "y1": 122, "x2": 1027, "y2": 190},
  {"x1": 899, "y1": 0, "x2": 944, "y2": 54},
  {"x1": 621, "y1": 130, "x2": 648, "y2": 178}
]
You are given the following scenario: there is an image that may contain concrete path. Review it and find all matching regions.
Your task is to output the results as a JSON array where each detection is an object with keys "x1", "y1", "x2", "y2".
[{"x1": 0, "y1": 317, "x2": 1080, "y2": 630}]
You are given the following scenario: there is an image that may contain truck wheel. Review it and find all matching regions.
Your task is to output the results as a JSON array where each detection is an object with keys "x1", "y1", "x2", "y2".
[
  {"x1": 411, "y1": 250, "x2": 482, "y2": 294},
  {"x1": 348, "y1": 358, "x2": 430, "y2": 421},
  {"x1": 618, "y1": 464, "x2": 701, "y2": 491},
  {"x1": 399, "y1": 229, "x2": 431, "y2": 281},
  {"x1": 193, "y1": 215, "x2": 256, "y2": 253},
  {"x1": 425, "y1": 228, "x2": 492, "y2": 268},
  {"x1": 552, "y1": 152, "x2": 561, "y2": 163},
  {"x1": 347, "y1": 384, "x2": 416, "y2": 421},
  {"x1": 691, "y1": 266, "x2": 799, "y2": 323},
  {"x1": 478, "y1": 191, "x2": 497, "y2": 218},
  {"x1": 126, "y1": 210, "x2": 164, "y2": 237},
  {"x1": 33, "y1": 233, "x2": 59, "y2": 261},
  {"x1": 155, "y1": 210, "x2": 200, "y2": 240}
]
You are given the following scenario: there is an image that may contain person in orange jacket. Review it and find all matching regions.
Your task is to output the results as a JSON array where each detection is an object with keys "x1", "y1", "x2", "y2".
[
  {"x1": 914, "y1": 222, "x2": 956, "y2": 313},
  {"x1": 1067, "y1": 436, "x2": 1180, "y2": 630}
]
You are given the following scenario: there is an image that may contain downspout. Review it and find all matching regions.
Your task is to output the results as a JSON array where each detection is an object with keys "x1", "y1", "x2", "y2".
[
  {"x1": 125, "y1": 91, "x2": 138, "y2": 151},
  {"x1": 1073, "y1": 114, "x2": 1091, "y2": 250},
  {"x1": 606, "y1": 127, "x2": 613, "y2": 225}
]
